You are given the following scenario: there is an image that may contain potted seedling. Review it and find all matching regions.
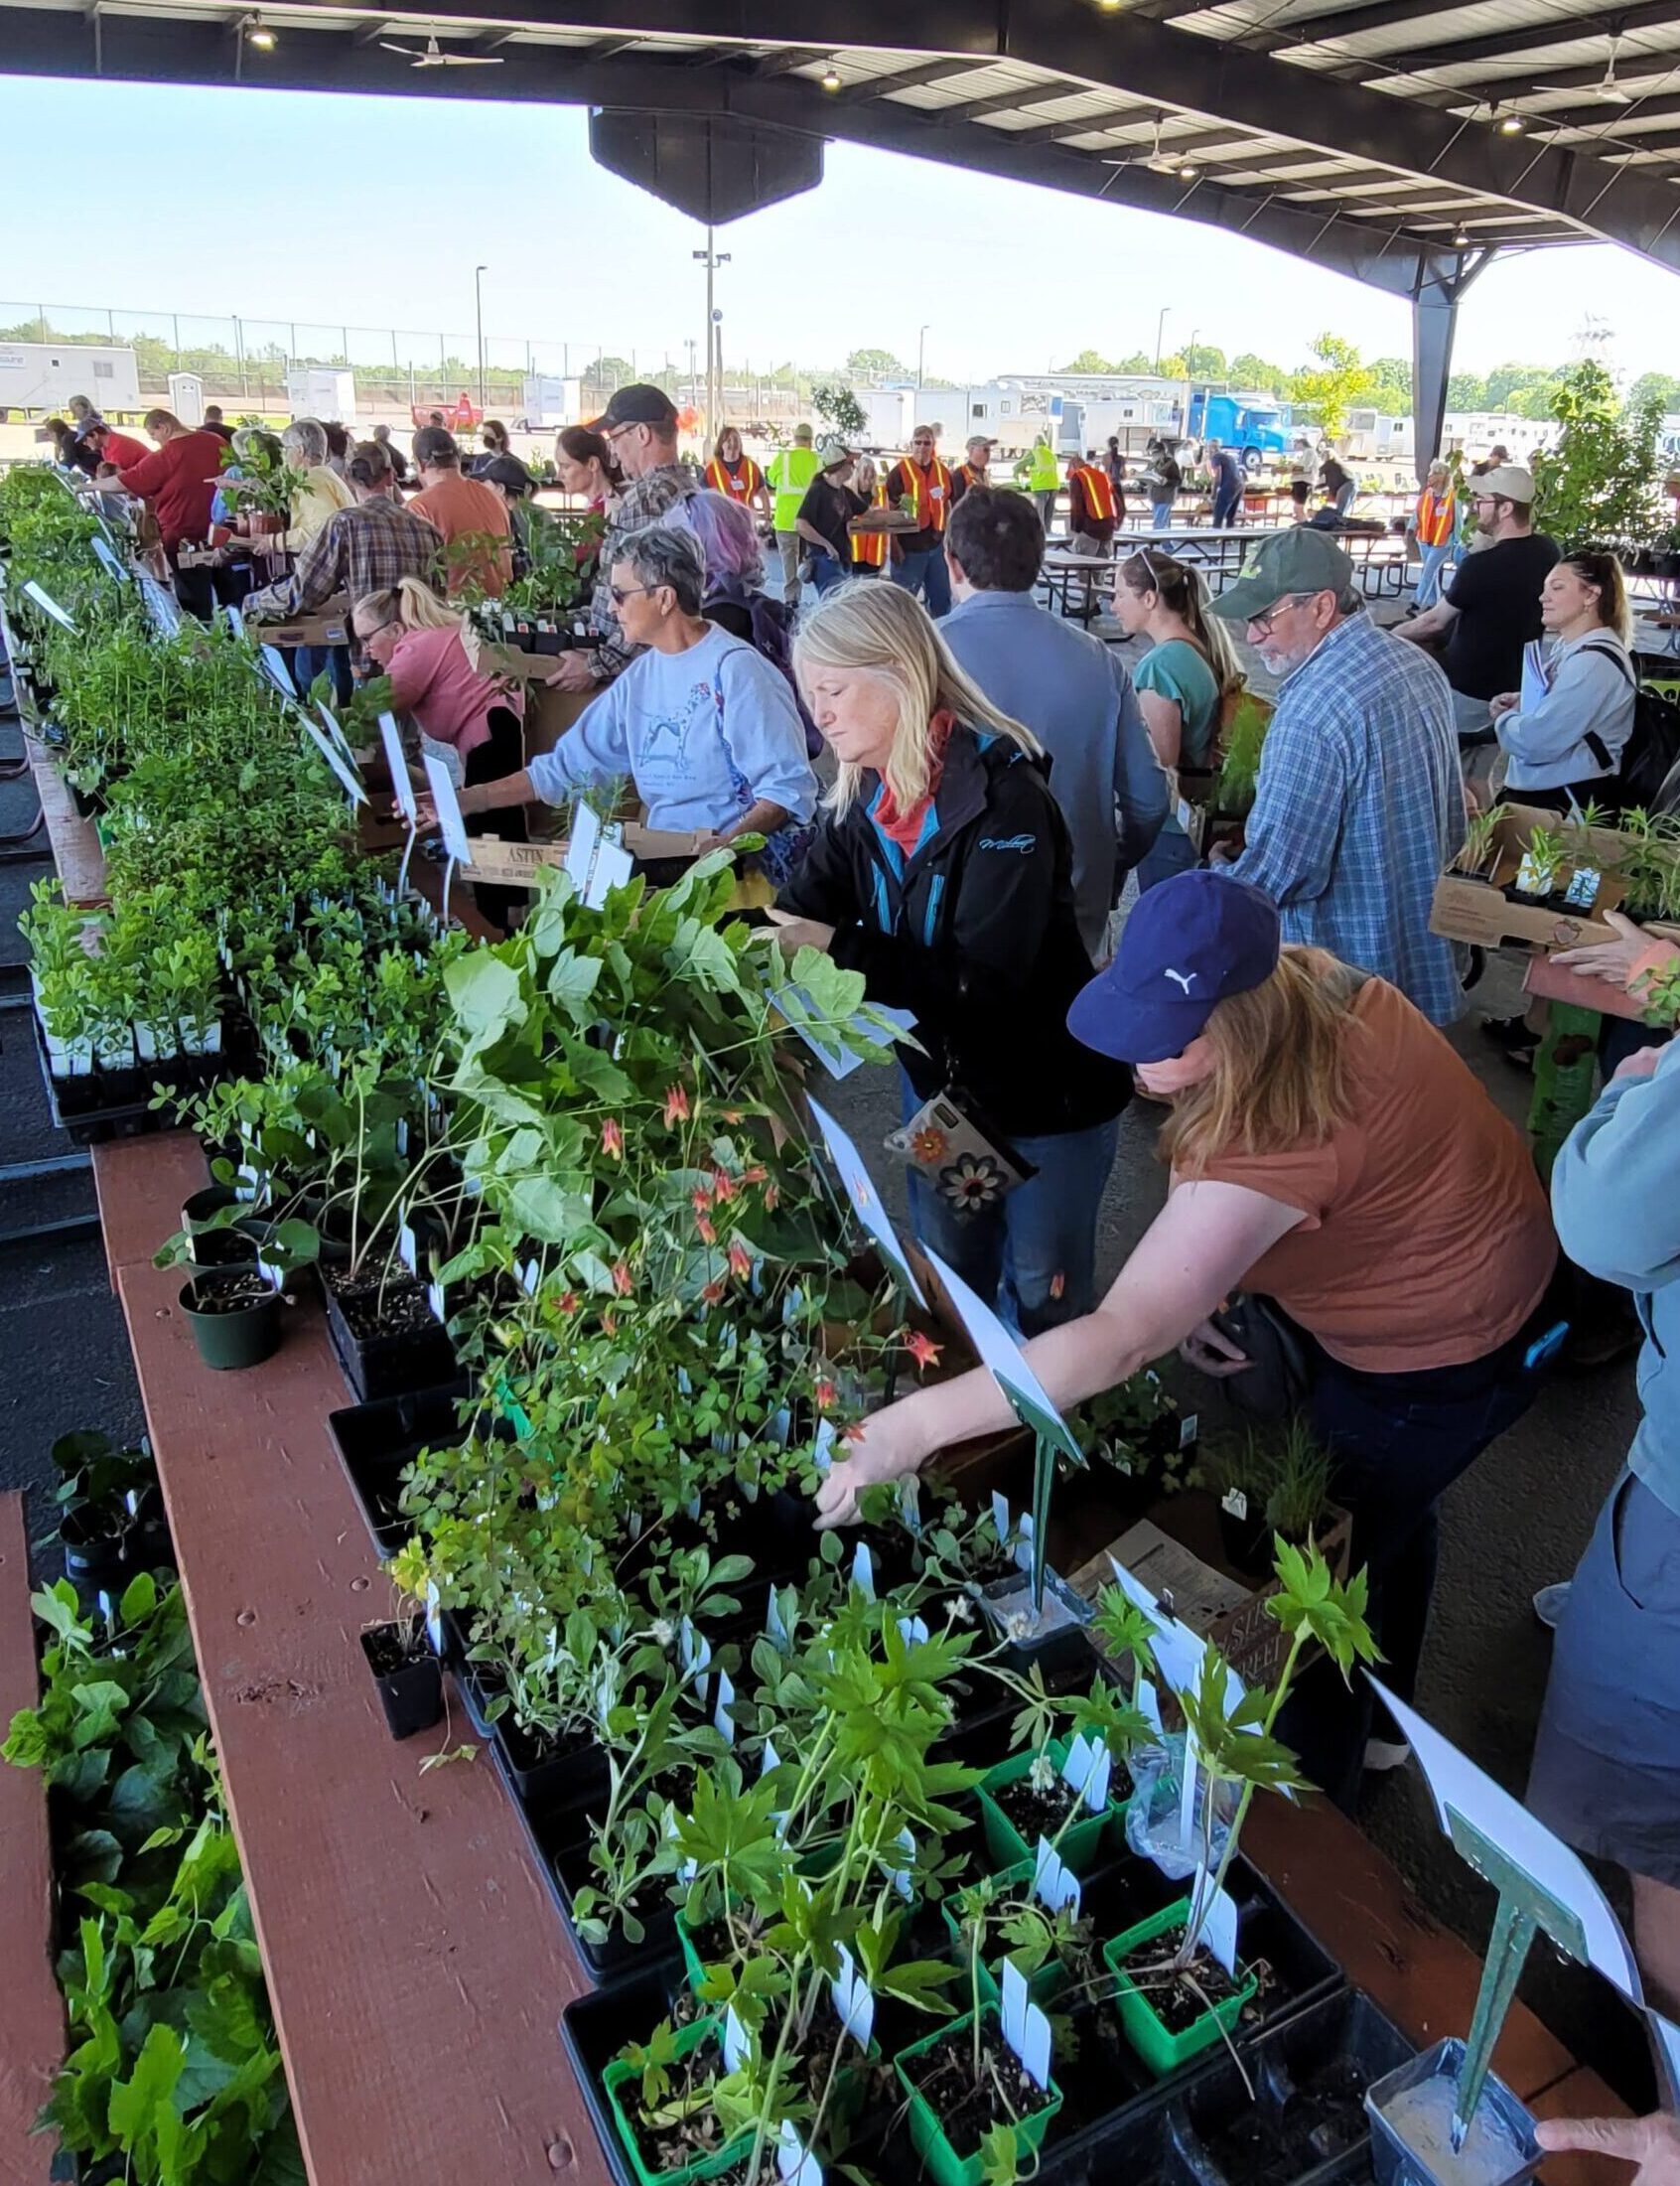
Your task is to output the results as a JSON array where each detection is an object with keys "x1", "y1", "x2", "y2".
[
  {"x1": 1105, "y1": 1539, "x2": 1378, "y2": 2076},
  {"x1": 1454, "y1": 805, "x2": 1502, "y2": 882},
  {"x1": 359, "y1": 1543, "x2": 445, "y2": 1740},
  {"x1": 178, "y1": 1260, "x2": 286, "y2": 1372},
  {"x1": 1200, "y1": 1417, "x2": 1334, "y2": 1579},
  {"x1": 44, "y1": 1427, "x2": 168, "y2": 1587},
  {"x1": 896, "y1": 1956, "x2": 1063, "y2": 2186},
  {"x1": 1511, "y1": 824, "x2": 1564, "y2": 905},
  {"x1": 604, "y1": 2017, "x2": 753, "y2": 2186}
]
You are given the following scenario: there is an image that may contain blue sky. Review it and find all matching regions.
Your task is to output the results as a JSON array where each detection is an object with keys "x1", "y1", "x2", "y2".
[{"x1": 4, "y1": 75, "x2": 1679, "y2": 383}]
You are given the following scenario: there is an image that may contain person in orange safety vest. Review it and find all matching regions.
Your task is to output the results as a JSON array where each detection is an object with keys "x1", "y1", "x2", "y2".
[
  {"x1": 849, "y1": 456, "x2": 891, "y2": 573},
  {"x1": 704, "y1": 427, "x2": 770, "y2": 524},
  {"x1": 884, "y1": 424, "x2": 954, "y2": 617},
  {"x1": 1408, "y1": 460, "x2": 1458, "y2": 612},
  {"x1": 1066, "y1": 450, "x2": 1119, "y2": 557}
]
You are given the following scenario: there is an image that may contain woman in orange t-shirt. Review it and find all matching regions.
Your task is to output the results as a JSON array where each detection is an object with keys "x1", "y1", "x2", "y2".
[{"x1": 813, "y1": 871, "x2": 1562, "y2": 1807}]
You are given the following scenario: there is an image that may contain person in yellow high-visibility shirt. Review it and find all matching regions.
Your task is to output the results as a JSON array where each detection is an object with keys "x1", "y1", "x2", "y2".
[
  {"x1": 768, "y1": 424, "x2": 822, "y2": 602},
  {"x1": 1020, "y1": 435, "x2": 1062, "y2": 533}
]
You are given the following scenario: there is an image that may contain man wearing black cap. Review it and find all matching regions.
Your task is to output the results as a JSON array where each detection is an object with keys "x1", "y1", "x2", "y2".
[{"x1": 546, "y1": 382, "x2": 698, "y2": 692}]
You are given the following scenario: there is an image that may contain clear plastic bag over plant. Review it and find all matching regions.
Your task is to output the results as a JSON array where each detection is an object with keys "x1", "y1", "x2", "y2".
[{"x1": 1124, "y1": 1730, "x2": 1236, "y2": 1879}]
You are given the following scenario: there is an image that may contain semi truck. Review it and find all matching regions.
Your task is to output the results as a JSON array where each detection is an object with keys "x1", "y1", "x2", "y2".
[{"x1": 1182, "y1": 389, "x2": 1296, "y2": 473}]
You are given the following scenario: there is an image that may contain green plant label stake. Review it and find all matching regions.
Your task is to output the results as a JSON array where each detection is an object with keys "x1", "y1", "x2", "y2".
[
  {"x1": 922, "y1": 1249, "x2": 1085, "y2": 1613},
  {"x1": 1444, "y1": 1806, "x2": 1588, "y2": 2148}
]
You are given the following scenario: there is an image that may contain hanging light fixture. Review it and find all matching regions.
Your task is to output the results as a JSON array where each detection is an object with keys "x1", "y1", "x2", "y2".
[
  {"x1": 244, "y1": 13, "x2": 276, "y2": 47},
  {"x1": 819, "y1": 63, "x2": 842, "y2": 90},
  {"x1": 1490, "y1": 101, "x2": 1525, "y2": 135}
]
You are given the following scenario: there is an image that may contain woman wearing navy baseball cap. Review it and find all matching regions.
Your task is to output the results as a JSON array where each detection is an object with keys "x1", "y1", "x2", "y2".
[{"x1": 814, "y1": 869, "x2": 1565, "y2": 1806}]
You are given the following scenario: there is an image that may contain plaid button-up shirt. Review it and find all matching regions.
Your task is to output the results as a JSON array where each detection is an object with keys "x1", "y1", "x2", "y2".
[
  {"x1": 1222, "y1": 612, "x2": 1467, "y2": 1026},
  {"x1": 587, "y1": 461, "x2": 699, "y2": 680},
  {"x1": 245, "y1": 494, "x2": 442, "y2": 620}
]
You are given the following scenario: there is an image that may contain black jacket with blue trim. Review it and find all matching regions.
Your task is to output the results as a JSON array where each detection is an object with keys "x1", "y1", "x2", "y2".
[{"x1": 778, "y1": 726, "x2": 1130, "y2": 1137}]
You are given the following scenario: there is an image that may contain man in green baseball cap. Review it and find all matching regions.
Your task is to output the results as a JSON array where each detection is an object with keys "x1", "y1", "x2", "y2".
[{"x1": 1202, "y1": 519, "x2": 1467, "y2": 1027}]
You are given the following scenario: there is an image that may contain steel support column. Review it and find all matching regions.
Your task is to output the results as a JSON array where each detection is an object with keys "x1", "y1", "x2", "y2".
[{"x1": 1410, "y1": 250, "x2": 1488, "y2": 483}]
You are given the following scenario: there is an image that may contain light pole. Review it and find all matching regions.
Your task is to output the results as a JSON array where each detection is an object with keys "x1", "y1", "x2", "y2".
[
  {"x1": 474, "y1": 263, "x2": 487, "y2": 410},
  {"x1": 917, "y1": 323, "x2": 929, "y2": 387},
  {"x1": 1154, "y1": 307, "x2": 1171, "y2": 373},
  {"x1": 693, "y1": 228, "x2": 732, "y2": 446}
]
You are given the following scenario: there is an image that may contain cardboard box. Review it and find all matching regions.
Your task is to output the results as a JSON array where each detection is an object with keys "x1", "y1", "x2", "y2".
[
  {"x1": 1430, "y1": 802, "x2": 1629, "y2": 952},
  {"x1": 247, "y1": 596, "x2": 352, "y2": 650},
  {"x1": 462, "y1": 620, "x2": 594, "y2": 686},
  {"x1": 460, "y1": 835, "x2": 568, "y2": 887},
  {"x1": 1067, "y1": 1491, "x2": 1353, "y2": 1688}
]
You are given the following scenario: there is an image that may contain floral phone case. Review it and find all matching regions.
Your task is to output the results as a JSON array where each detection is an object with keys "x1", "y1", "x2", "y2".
[{"x1": 883, "y1": 1090, "x2": 1038, "y2": 1218}]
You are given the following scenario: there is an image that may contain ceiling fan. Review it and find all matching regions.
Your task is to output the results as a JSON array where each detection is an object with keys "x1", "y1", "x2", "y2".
[
  {"x1": 1594, "y1": 31, "x2": 1633, "y2": 105},
  {"x1": 1100, "y1": 113, "x2": 1197, "y2": 183},
  {"x1": 378, "y1": 30, "x2": 503, "y2": 67}
]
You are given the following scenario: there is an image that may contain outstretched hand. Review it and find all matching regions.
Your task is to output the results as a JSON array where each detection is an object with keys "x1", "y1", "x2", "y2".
[
  {"x1": 1535, "y1": 2112, "x2": 1680, "y2": 2186},
  {"x1": 812, "y1": 1407, "x2": 923, "y2": 1530}
]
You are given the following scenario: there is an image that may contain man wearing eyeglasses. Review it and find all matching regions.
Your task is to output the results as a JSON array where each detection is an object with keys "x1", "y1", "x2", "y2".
[
  {"x1": 545, "y1": 382, "x2": 698, "y2": 693},
  {"x1": 1206, "y1": 527, "x2": 1466, "y2": 1027},
  {"x1": 1394, "y1": 464, "x2": 1558, "y2": 740}
]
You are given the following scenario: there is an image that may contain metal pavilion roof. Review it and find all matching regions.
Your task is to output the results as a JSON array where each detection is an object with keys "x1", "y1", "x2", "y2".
[{"x1": 4, "y1": 0, "x2": 1679, "y2": 296}]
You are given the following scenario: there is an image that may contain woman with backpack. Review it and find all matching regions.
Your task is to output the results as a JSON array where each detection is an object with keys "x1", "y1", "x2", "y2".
[
  {"x1": 1111, "y1": 547, "x2": 1246, "y2": 889},
  {"x1": 1489, "y1": 550, "x2": 1635, "y2": 809}
]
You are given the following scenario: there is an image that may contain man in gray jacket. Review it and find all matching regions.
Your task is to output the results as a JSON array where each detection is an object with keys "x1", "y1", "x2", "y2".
[
  {"x1": 1528, "y1": 1036, "x2": 1680, "y2": 2017},
  {"x1": 940, "y1": 488, "x2": 1167, "y2": 958}
]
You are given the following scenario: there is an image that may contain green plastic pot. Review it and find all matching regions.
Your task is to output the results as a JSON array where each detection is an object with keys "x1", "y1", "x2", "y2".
[
  {"x1": 178, "y1": 1273, "x2": 282, "y2": 1373},
  {"x1": 1102, "y1": 1894, "x2": 1259, "y2": 2078},
  {"x1": 894, "y1": 2004, "x2": 1063, "y2": 2186},
  {"x1": 941, "y1": 1861, "x2": 1098, "y2": 2010},
  {"x1": 977, "y1": 1739, "x2": 1123, "y2": 1877},
  {"x1": 602, "y1": 2017, "x2": 753, "y2": 2186}
]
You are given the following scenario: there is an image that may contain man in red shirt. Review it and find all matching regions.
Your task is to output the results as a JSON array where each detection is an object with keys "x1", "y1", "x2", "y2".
[
  {"x1": 113, "y1": 409, "x2": 226, "y2": 612},
  {"x1": 407, "y1": 424, "x2": 513, "y2": 598},
  {"x1": 83, "y1": 420, "x2": 153, "y2": 474}
]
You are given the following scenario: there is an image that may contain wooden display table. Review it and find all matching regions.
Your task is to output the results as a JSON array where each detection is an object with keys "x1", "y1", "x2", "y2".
[{"x1": 27, "y1": 736, "x2": 107, "y2": 909}]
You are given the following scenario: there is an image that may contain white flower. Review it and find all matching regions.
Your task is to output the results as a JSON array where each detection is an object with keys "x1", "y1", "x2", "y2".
[
  {"x1": 650, "y1": 1618, "x2": 676, "y2": 1648},
  {"x1": 1029, "y1": 1752, "x2": 1056, "y2": 1797},
  {"x1": 949, "y1": 1594, "x2": 976, "y2": 1624}
]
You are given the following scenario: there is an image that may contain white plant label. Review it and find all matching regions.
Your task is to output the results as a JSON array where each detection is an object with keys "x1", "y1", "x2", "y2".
[
  {"x1": 890, "y1": 1825, "x2": 915, "y2": 1902},
  {"x1": 421, "y1": 753, "x2": 474, "y2": 865},
  {"x1": 805, "y1": 1095, "x2": 927, "y2": 1308},
  {"x1": 776, "y1": 2118, "x2": 823, "y2": 2186},
  {"x1": 851, "y1": 1541, "x2": 875, "y2": 1600},
  {"x1": 1061, "y1": 1731, "x2": 1113, "y2": 1815},
  {"x1": 564, "y1": 798, "x2": 601, "y2": 892},
  {"x1": 722, "y1": 2004, "x2": 751, "y2": 2073},
  {"x1": 810, "y1": 1417, "x2": 836, "y2": 1474},
  {"x1": 396, "y1": 1223, "x2": 418, "y2": 1276},
  {"x1": 1032, "y1": 1836, "x2": 1081, "y2": 1918},
  {"x1": 831, "y1": 1944, "x2": 875, "y2": 2050},
  {"x1": 991, "y1": 1491, "x2": 1013, "y2": 1546},
  {"x1": 1000, "y1": 1960, "x2": 1052, "y2": 2091},
  {"x1": 426, "y1": 1277, "x2": 447, "y2": 1324},
  {"x1": 585, "y1": 838, "x2": 634, "y2": 909},
  {"x1": 712, "y1": 1668, "x2": 736, "y2": 1745},
  {"x1": 258, "y1": 646, "x2": 293, "y2": 699},
  {"x1": 424, "y1": 1580, "x2": 444, "y2": 1656},
  {"x1": 897, "y1": 1614, "x2": 928, "y2": 1650},
  {"x1": 765, "y1": 1586, "x2": 790, "y2": 1651},
  {"x1": 1179, "y1": 1725, "x2": 1202, "y2": 1852},
  {"x1": 301, "y1": 714, "x2": 366, "y2": 805},
  {"x1": 379, "y1": 713, "x2": 417, "y2": 823},
  {"x1": 1221, "y1": 1487, "x2": 1248, "y2": 1521},
  {"x1": 923, "y1": 1248, "x2": 1085, "y2": 1471},
  {"x1": 21, "y1": 579, "x2": 75, "y2": 632},
  {"x1": 91, "y1": 534, "x2": 128, "y2": 582},
  {"x1": 1197, "y1": 1881, "x2": 1240, "y2": 1977}
]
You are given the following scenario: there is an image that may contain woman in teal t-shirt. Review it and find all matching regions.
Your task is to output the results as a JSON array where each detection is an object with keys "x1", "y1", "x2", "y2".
[{"x1": 1112, "y1": 547, "x2": 1242, "y2": 891}]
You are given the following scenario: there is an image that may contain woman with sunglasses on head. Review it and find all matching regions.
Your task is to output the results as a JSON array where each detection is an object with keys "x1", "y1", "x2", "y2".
[
  {"x1": 1112, "y1": 548, "x2": 1246, "y2": 889},
  {"x1": 811, "y1": 868, "x2": 1562, "y2": 1807},
  {"x1": 414, "y1": 526, "x2": 816, "y2": 864}
]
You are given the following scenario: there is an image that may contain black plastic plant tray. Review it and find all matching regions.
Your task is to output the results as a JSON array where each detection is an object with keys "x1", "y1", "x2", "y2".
[
  {"x1": 322, "y1": 1270, "x2": 459, "y2": 1404},
  {"x1": 521, "y1": 1780, "x2": 681, "y2": 1986},
  {"x1": 559, "y1": 1963, "x2": 701, "y2": 2186},
  {"x1": 28, "y1": 1000, "x2": 245, "y2": 1147},
  {"x1": 327, "y1": 1384, "x2": 488, "y2": 1552}
]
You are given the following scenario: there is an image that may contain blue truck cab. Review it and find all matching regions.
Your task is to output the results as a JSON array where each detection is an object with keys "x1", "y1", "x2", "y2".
[{"x1": 1185, "y1": 389, "x2": 1292, "y2": 474}]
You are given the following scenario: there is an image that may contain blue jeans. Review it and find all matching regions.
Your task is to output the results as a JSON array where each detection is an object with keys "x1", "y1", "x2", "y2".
[
  {"x1": 893, "y1": 545, "x2": 952, "y2": 620},
  {"x1": 294, "y1": 644, "x2": 351, "y2": 705},
  {"x1": 900, "y1": 1074, "x2": 1118, "y2": 1338},
  {"x1": 1137, "y1": 824, "x2": 1197, "y2": 893},
  {"x1": 1212, "y1": 491, "x2": 1242, "y2": 528},
  {"x1": 1413, "y1": 540, "x2": 1453, "y2": 609},
  {"x1": 1151, "y1": 502, "x2": 1174, "y2": 530},
  {"x1": 1274, "y1": 1296, "x2": 1553, "y2": 1807},
  {"x1": 809, "y1": 553, "x2": 849, "y2": 598}
]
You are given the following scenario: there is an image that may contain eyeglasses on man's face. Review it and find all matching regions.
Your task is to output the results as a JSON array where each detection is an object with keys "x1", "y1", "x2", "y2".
[
  {"x1": 1246, "y1": 593, "x2": 1315, "y2": 639},
  {"x1": 608, "y1": 582, "x2": 657, "y2": 607}
]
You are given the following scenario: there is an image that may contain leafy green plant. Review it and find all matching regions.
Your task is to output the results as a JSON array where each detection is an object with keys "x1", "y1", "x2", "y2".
[{"x1": 1532, "y1": 361, "x2": 1665, "y2": 552}]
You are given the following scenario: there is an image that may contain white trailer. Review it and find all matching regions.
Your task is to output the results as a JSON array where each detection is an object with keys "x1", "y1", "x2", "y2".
[
  {"x1": 518, "y1": 375, "x2": 583, "y2": 429},
  {"x1": 285, "y1": 368, "x2": 356, "y2": 425},
  {"x1": 0, "y1": 341, "x2": 141, "y2": 419}
]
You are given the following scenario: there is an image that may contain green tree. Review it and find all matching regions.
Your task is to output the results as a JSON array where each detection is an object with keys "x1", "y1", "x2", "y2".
[
  {"x1": 811, "y1": 381, "x2": 867, "y2": 438},
  {"x1": 1291, "y1": 333, "x2": 1377, "y2": 442},
  {"x1": 1447, "y1": 369, "x2": 1489, "y2": 411},
  {"x1": 583, "y1": 354, "x2": 635, "y2": 393},
  {"x1": 1532, "y1": 359, "x2": 1664, "y2": 550},
  {"x1": 1229, "y1": 354, "x2": 1289, "y2": 396},
  {"x1": 1060, "y1": 348, "x2": 1117, "y2": 374},
  {"x1": 845, "y1": 347, "x2": 907, "y2": 381},
  {"x1": 1182, "y1": 344, "x2": 1227, "y2": 381},
  {"x1": 1630, "y1": 372, "x2": 1680, "y2": 417},
  {"x1": 1114, "y1": 351, "x2": 1155, "y2": 374},
  {"x1": 1367, "y1": 357, "x2": 1412, "y2": 414}
]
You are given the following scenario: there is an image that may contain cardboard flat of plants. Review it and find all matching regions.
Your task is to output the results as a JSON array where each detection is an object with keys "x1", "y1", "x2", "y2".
[
  {"x1": 1065, "y1": 1491, "x2": 1353, "y2": 1687},
  {"x1": 1431, "y1": 802, "x2": 1631, "y2": 953},
  {"x1": 246, "y1": 597, "x2": 352, "y2": 649},
  {"x1": 848, "y1": 508, "x2": 919, "y2": 534}
]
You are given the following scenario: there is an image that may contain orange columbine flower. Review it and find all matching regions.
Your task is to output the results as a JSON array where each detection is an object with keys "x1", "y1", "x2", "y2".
[
  {"x1": 843, "y1": 1421, "x2": 869, "y2": 1444},
  {"x1": 602, "y1": 1310, "x2": 620, "y2": 1335},
  {"x1": 1050, "y1": 1270, "x2": 1066, "y2": 1300},
  {"x1": 721, "y1": 1107, "x2": 744, "y2": 1124},
  {"x1": 712, "y1": 1169, "x2": 740, "y2": 1204},
  {"x1": 691, "y1": 1184, "x2": 714, "y2": 1215},
  {"x1": 557, "y1": 1289, "x2": 579, "y2": 1313},
  {"x1": 742, "y1": 1165, "x2": 769, "y2": 1187},
  {"x1": 663, "y1": 1085, "x2": 690, "y2": 1126},
  {"x1": 906, "y1": 1330, "x2": 942, "y2": 1370},
  {"x1": 764, "y1": 1182, "x2": 780, "y2": 1211},
  {"x1": 695, "y1": 1214, "x2": 717, "y2": 1245},
  {"x1": 728, "y1": 1239, "x2": 753, "y2": 1280},
  {"x1": 701, "y1": 1278, "x2": 726, "y2": 1304},
  {"x1": 612, "y1": 1259, "x2": 633, "y2": 1296},
  {"x1": 814, "y1": 1378, "x2": 837, "y2": 1410},
  {"x1": 601, "y1": 1117, "x2": 624, "y2": 1159}
]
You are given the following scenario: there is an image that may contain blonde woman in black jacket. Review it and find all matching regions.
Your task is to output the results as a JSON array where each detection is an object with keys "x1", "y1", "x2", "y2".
[{"x1": 772, "y1": 579, "x2": 1129, "y2": 1334}]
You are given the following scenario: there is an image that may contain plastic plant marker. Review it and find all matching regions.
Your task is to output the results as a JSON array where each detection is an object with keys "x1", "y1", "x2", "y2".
[
  {"x1": 811, "y1": 1418, "x2": 836, "y2": 1473},
  {"x1": 22, "y1": 578, "x2": 75, "y2": 632},
  {"x1": 991, "y1": 1490, "x2": 1011, "y2": 1544},
  {"x1": 777, "y1": 2119, "x2": 823, "y2": 2186},
  {"x1": 422, "y1": 1581, "x2": 444, "y2": 1656},
  {"x1": 1032, "y1": 1837, "x2": 1080, "y2": 1918},
  {"x1": 851, "y1": 1541, "x2": 875, "y2": 1600},
  {"x1": 566, "y1": 799, "x2": 601, "y2": 892},
  {"x1": 1000, "y1": 1958, "x2": 1030, "y2": 2052},
  {"x1": 1106, "y1": 1553, "x2": 1220, "y2": 1701},
  {"x1": 1061, "y1": 1731, "x2": 1112, "y2": 1815},
  {"x1": 587, "y1": 838, "x2": 634, "y2": 908},
  {"x1": 397, "y1": 1224, "x2": 418, "y2": 1275},
  {"x1": 723, "y1": 2004, "x2": 750, "y2": 2072},
  {"x1": 422, "y1": 752, "x2": 473, "y2": 863},
  {"x1": 712, "y1": 1669, "x2": 736, "y2": 1745},
  {"x1": 299, "y1": 712, "x2": 367, "y2": 804},
  {"x1": 1179, "y1": 1725, "x2": 1202, "y2": 1852},
  {"x1": 766, "y1": 1586, "x2": 790, "y2": 1649},
  {"x1": 1013, "y1": 1512, "x2": 1035, "y2": 1575},
  {"x1": 898, "y1": 1614, "x2": 929, "y2": 1649},
  {"x1": 833, "y1": 1943, "x2": 875, "y2": 2049},
  {"x1": 258, "y1": 645, "x2": 293, "y2": 698},
  {"x1": 806, "y1": 1095, "x2": 927, "y2": 1308},
  {"x1": 1195, "y1": 1882, "x2": 1240, "y2": 1977},
  {"x1": 891, "y1": 1825, "x2": 915, "y2": 1901}
]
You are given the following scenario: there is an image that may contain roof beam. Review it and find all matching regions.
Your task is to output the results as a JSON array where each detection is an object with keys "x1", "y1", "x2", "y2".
[
  {"x1": 837, "y1": 58, "x2": 982, "y2": 100},
  {"x1": 936, "y1": 82, "x2": 1080, "y2": 123},
  {"x1": 1398, "y1": 2, "x2": 1680, "y2": 74},
  {"x1": 751, "y1": 46, "x2": 834, "y2": 78},
  {"x1": 351, "y1": 18, "x2": 396, "y2": 44}
]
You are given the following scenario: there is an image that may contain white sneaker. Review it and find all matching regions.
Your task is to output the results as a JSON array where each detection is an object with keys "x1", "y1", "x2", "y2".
[
  {"x1": 1533, "y1": 1582, "x2": 1572, "y2": 1630},
  {"x1": 1363, "y1": 1738, "x2": 1413, "y2": 1773}
]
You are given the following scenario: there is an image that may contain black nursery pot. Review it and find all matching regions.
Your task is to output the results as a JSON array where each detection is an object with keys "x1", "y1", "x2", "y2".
[
  {"x1": 1215, "y1": 1500, "x2": 1276, "y2": 1579},
  {"x1": 323, "y1": 1266, "x2": 458, "y2": 1404},
  {"x1": 59, "y1": 1507, "x2": 133, "y2": 1588},
  {"x1": 360, "y1": 1616, "x2": 444, "y2": 1739},
  {"x1": 179, "y1": 1270, "x2": 282, "y2": 1372}
]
